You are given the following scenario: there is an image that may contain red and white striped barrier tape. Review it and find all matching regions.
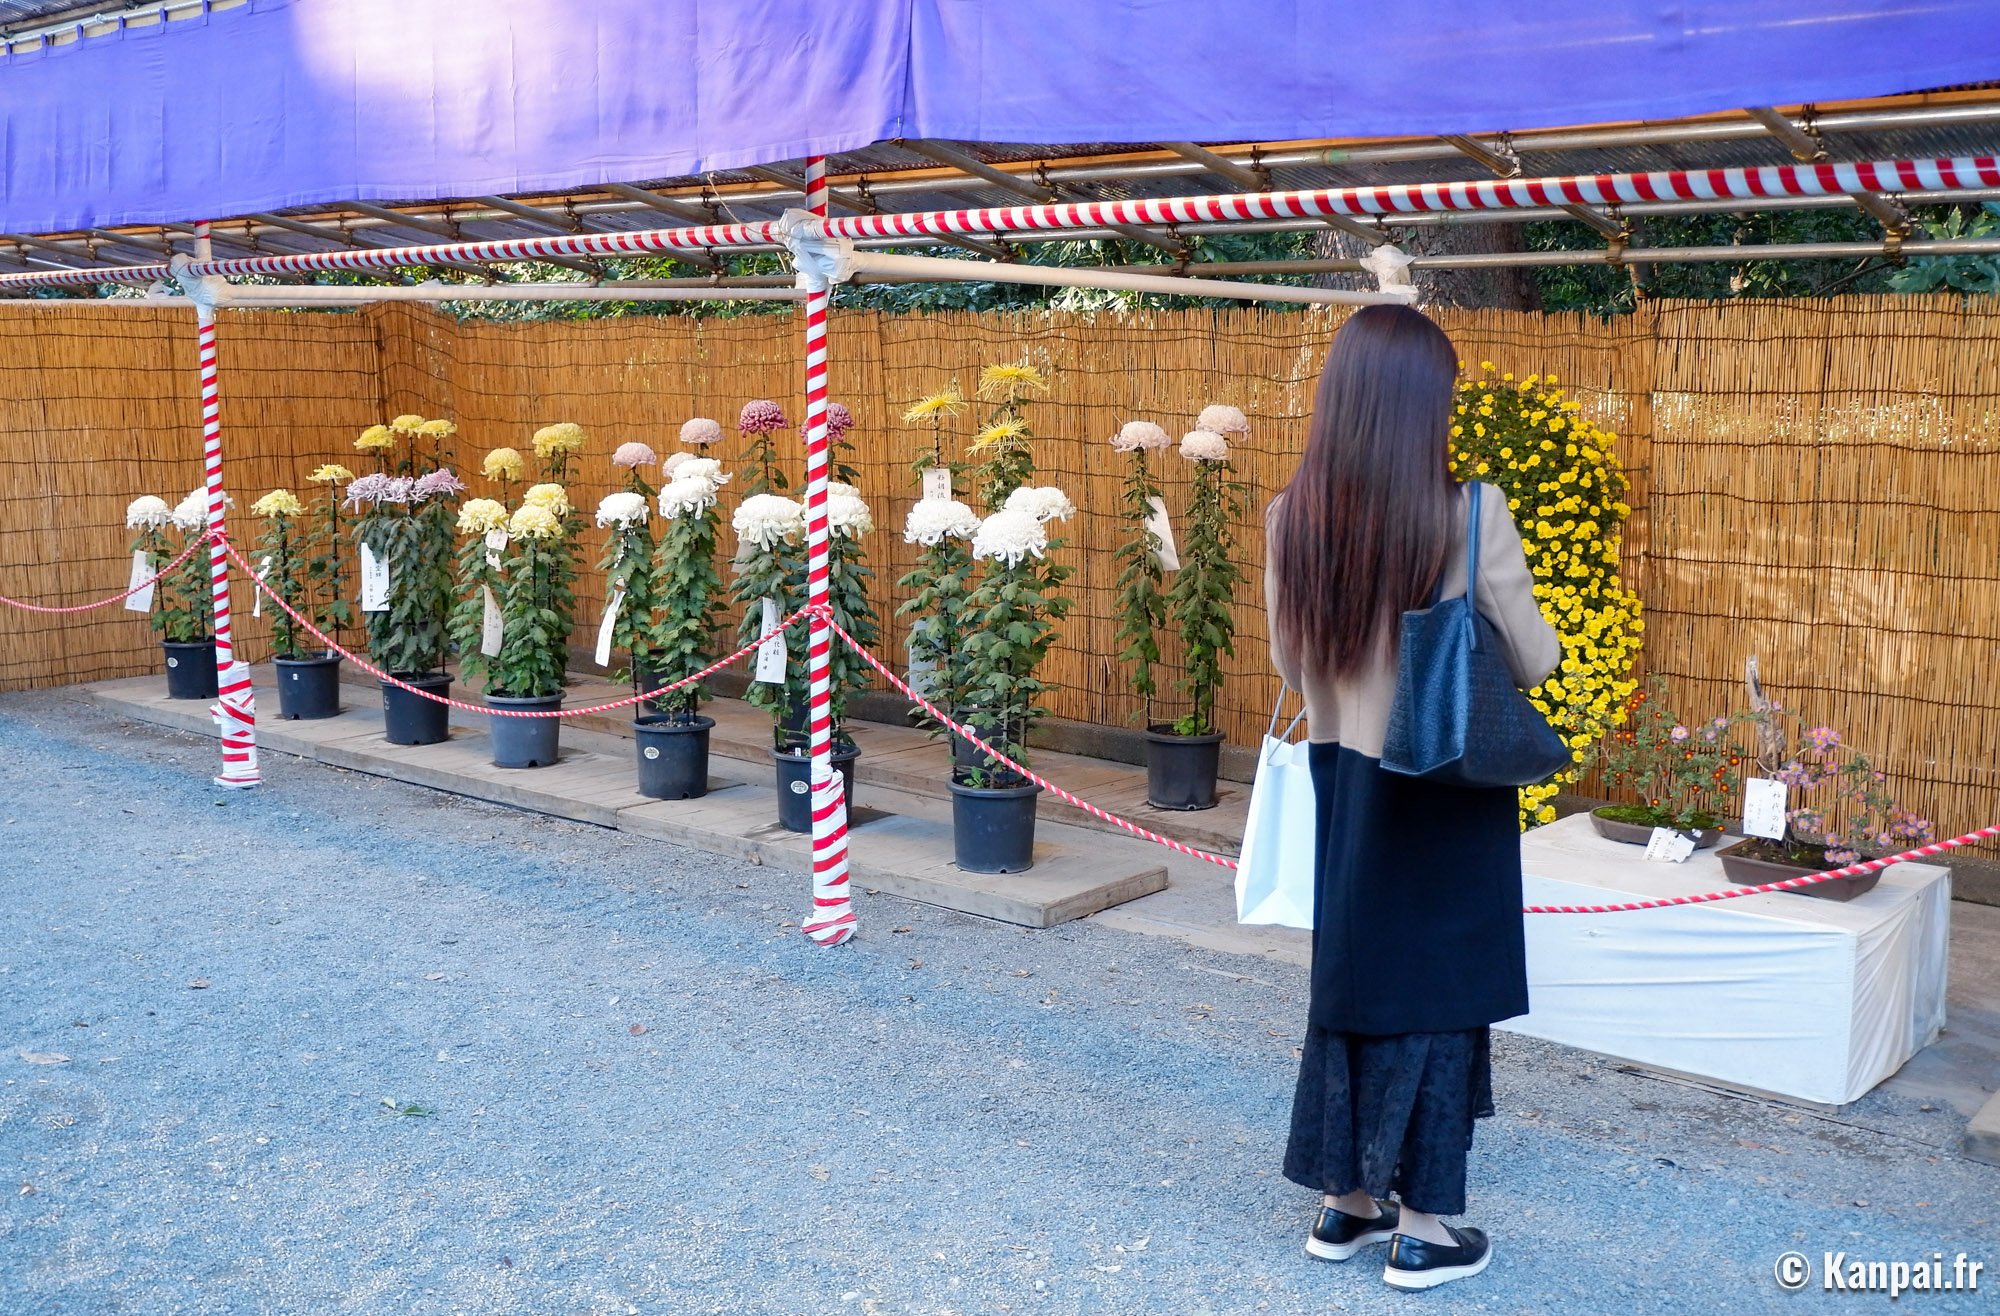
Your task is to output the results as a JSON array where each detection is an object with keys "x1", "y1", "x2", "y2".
[
  {"x1": 218, "y1": 533, "x2": 812, "y2": 717},
  {"x1": 0, "y1": 529, "x2": 211, "y2": 614}
]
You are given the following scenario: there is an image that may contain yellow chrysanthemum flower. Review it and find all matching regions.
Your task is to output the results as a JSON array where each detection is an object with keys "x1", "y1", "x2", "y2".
[
  {"x1": 482, "y1": 447, "x2": 526, "y2": 481},
  {"x1": 456, "y1": 498, "x2": 508, "y2": 535},
  {"x1": 507, "y1": 503, "x2": 563, "y2": 541},
  {"x1": 389, "y1": 414, "x2": 427, "y2": 434},
  {"x1": 417, "y1": 419, "x2": 458, "y2": 440},
  {"x1": 250, "y1": 489, "x2": 304, "y2": 519},
  {"x1": 977, "y1": 362, "x2": 1050, "y2": 400},
  {"x1": 354, "y1": 424, "x2": 394, "y2": 451},
  {"x1": 522, "y1": 482, "x2": 569, "y2": 516},
  {"x1": 969, "y1": 417, "x2": 1030, "y2": 452},
  {"x1": 901, "y1": 388, "x2": 968, "y2": 423},
  {"x1": 307, "y1": 463, "x2": 354, "y2": 485},
  {"x1": 531, "y1": 422, "x2": 587, "y2": 458}
]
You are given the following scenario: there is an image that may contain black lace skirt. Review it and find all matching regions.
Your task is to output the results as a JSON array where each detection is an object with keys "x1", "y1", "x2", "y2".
[{"x1": 1282, "y1": 1023, "x2": 1495, "y2": 1216}]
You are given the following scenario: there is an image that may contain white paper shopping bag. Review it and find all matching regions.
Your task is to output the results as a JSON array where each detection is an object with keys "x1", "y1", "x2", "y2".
[{"x1": 1234, "y1": 698, "x2": 1317, "y2": 929}]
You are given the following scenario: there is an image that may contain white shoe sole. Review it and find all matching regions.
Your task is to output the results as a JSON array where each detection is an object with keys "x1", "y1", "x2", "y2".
[
  {"x1": 1305, "y1": 1229, "x2": 1396, "y2": 1262},
  {"x1": 1383, "y1": 1246, "x2": 1493, "y2": 1289}
]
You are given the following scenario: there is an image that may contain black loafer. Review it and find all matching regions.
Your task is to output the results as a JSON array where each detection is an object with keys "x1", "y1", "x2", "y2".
[
  {"x1": 1383, "y1": 1224, "x2": 1492, "y2": 1289},
  {"x1": 1304, "y1": 1198, "x2": 1400, "y2": 1261}
]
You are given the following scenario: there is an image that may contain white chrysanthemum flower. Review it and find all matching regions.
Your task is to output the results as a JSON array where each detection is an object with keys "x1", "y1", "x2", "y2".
[
  {"x1": 675, "y1": 457, "x2": 728, "y2": 490},
  {"x1": 1002, "y1": 484, "x2": 1075, "y2": 524},
  {"x1": 1179, "y1": 429, "x2": 1229, "y2": 462},
  {"x1": 903, "y1": 498, "x2": 981, "y2": 547},
  {"x1": 522, "y1": 482, "x2": 569, "y2": 516},
  {"x1": 826, "y1": 489, "x2": 874, "y2": 539},
  {"x1": 657, "y1": 477, "x2": 719, "y2": 521},
  {"x1": 1111, "y1": 421, "x2": 1171, "y2": 452},
  {"x1": 970, "y1": 506, "x2": 1049, "y2": 568},
  {"x1": 1197, "y1": 404, "x2": 1250, "y2": 435},
  {"x1": 732, "y1": 493, "x2": 805, "y2": 549},
  {"x1": 595, "y1": 491, "x2": 649, "y2": 529},
  {"x1": 456, "y1": 498, "x2": 508, "y2": 535},
  {"x1": 679, "y1": 417, "x2": 724, "y2": 447},
  {"x1": 125, "y1": 495, "x2": 172, "y2": 530},
  {"x1": 171, "y1": 489, "x2": 216, "y2": 532}
]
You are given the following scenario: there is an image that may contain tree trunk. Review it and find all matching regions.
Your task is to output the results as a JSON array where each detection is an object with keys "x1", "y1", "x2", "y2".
[{"x1": 1314, "y1": 223, "x2": 1543, "y2": 311}]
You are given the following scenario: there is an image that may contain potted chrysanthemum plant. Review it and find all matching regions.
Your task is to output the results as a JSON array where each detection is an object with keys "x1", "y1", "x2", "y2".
[
  {"x1": 737, "y1": 400, "x2": 790, "y2": 495},
  {"x1": 1146, "y1": 411, "x2": 1248, "y2": 810},
  {"x1": 953, "y1": 480, "x2": 1076, "y2": 872},
  {"x1": 896, "y1": 386, "x2": 972, "y2": 708},
  {"x1": 450, "y1": 483, "x2": 575, "y2": 768},
  {"x1": 630, "y1": 455, "x2": 732, "y2": 800},
  {"x1": 1590, "y1": 675, "x2": 1752, "y2": 848},
  {"x1": 251, "y1": 487, "x2": 336, "y2": 719},
  {"x1": 349, "y1": 418, "x2": 466, "y2": 745},
  {"x1": 1109, "y1": 418, "x2": 1172, "y2": 744},
  {"x1": 126, "y1": 492, "x2": 218, "y2": 700},
  {"x1": 275, "y1": 461, "x2": 358, "y2": 717}
]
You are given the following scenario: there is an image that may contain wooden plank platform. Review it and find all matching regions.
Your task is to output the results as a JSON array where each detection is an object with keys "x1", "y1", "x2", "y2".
[{"x1": 84, "y1": 672, "x2": 1169, "y2": 930}]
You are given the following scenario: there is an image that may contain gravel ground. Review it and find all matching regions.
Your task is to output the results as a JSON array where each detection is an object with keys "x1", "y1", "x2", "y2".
[{"x1": 2, "y1": 689, "x2": 1996, "y2": 1316}]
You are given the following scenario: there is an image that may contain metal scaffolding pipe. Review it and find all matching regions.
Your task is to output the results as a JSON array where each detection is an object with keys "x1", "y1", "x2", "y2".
[{"x1": 839, "y1": 250, "x2": 1408, "y2": 304}]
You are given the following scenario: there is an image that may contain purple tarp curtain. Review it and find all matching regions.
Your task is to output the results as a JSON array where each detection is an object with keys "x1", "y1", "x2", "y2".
[{"x1": 7, "y1": 0, "x2": 2000, "y2": 235}]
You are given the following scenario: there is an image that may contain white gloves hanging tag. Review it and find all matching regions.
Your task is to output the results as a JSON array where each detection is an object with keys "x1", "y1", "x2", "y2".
[
  {"x1": 1145, "y1": 497, "x2": 1181, "y2": 572},
  {"x1": 595, "y1": 590, "x2": 624, "y2": 668},
  {"x1": 480, "y1": 586, "x2": 504, "y2": 657},
  {"x1": 754, "y1": 598, "x2": 787, "y2": 684},
  {"x1": 124, "y1": 551, "x2": 157, "y2": 613},
  {"x1": 359, "y1": 544, "x2": 391, "y2": 612}
]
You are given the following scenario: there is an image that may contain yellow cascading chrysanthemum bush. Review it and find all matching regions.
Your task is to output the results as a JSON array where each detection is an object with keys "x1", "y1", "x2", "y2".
[{"x1": 1446, "y1": 363, "x2": 1645, "y2": 828}]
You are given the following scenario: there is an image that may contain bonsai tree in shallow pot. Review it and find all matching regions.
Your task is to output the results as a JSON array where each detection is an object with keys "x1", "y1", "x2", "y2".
[
  {"x1": 127, "y1": 492, "x2": 217, "y2": 700},
  {"x1": 628, "y1": 452, "x2": 732, "y2": 800},
  {"x1": 251, "y1": 485, "x2": 344, "y2": 720},
  {"x1": 1716, "y1": 719, "x2": 1937, "y2": 901},
  {"x1": 349, "y1": 418, "x2": 466, "y2": 745},
  {"x1": 1590, "y1": 674, "x2": 1750, "y2": 847}
]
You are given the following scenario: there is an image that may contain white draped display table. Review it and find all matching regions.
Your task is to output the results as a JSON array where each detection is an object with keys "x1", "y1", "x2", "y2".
[{"x1": 1503, "y1": 813, "x2": 1951, "y2": 1107}]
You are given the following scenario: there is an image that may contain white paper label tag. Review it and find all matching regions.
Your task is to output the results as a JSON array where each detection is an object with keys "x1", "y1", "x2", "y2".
[
  {"x1": 753, "y1": 597, "x2": 787, "y2": 685},
  {"x1": 1644, "y1": 826, "x2": 1698, "y2": 863},
  {"x1": 359, "y1": 543, "x2": 391, "y2": 612},
  {"x1": 1743, "y1": 777, "x2": 1788, "y2": 840},
  {"x1": 251, "y1": 556, "x2": 271, "y2": 618},
  {"x1": 921, "y1": 467, "x2": 952, "y2": 502},
  {"x1": 595, "y1": 589, "x2": 624, "y2": 668},
  {"x1": 480, "y1": 586, "x2": 503, "y2": 657},
  {"x1": 485, "y1": 528, "x2": 509, "y2": 570},
  {"x1": 124, "y1": 550, "x2": 156, "y2": 613},
  {"x1": 1144, "y1": 496, "x2": 1180, "y2": 572}
]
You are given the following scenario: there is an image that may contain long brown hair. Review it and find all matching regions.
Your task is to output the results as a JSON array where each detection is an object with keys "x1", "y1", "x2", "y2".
[{"x1": 1272, "y1": 305, "x2": 1460, "y2": 679}]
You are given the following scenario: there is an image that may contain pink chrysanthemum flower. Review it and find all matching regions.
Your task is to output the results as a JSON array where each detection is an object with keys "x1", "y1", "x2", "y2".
[
  {"x1": 738, "y1": 400, "x2": 788, "y2": 435},
  {"x1": 679, "y1": 417, "x2": 725, "y2": 447},
  {"x1": 800, "y1": 402, "x2": 854, "y2": 440},
  {"x1": 611, "y1": 442, "x2": 658, "y2": 469}
]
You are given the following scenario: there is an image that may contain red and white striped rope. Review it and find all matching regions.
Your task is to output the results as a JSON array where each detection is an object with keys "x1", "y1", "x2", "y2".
[
  {"x1": 0, "y1": 529, "x2": 209, "y2": 613},
  {"x1": 218, "y1": 533, "x2": 811, "y2": 717},
  {"x1": 195, "y1": 280, "x2": 260, "y2": 790},
  {"x1": 5, "y1": 155, "x2": 1997, "y2": 293},
  {"x1": 796, "y1": 154, "x2": 856, "y2": 950}
]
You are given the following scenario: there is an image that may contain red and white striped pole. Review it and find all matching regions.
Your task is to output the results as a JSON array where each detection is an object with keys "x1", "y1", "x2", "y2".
[
  {"x1": 191, "y1": 222, "x2": 259, "y2": 788},
  {"x1": 794, "y1": 156, "x2": 856, "y2": 948}
]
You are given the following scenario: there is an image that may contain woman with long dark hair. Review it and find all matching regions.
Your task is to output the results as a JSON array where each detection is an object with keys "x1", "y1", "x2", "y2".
[{"x1": 1264, "y1": 305, "x2": 1560, "y2": 1291}]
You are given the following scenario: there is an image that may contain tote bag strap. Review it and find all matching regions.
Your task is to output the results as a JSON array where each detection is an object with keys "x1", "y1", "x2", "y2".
[
  {"x1": 1266, "y1": 682, "x2": 1308, "y2": 742},
  {"x1": 1464, "y1": 482, "x2": 1484, "y2": 651}
]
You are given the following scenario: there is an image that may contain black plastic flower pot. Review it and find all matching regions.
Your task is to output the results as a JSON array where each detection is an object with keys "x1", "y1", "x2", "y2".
[
  {"x1": 771, "y1": 742, "x2": 861, "y2": 833},
  {"x1": 380, "y1": 673, "x2": 452, "y2": 746},
  {"x1": 274, "y1": 653, "x2": 342, "y2": 720},
  {"x1": 635, "y1": 714, "x2": 714, "y2": 800},
  {"x1": 488, "y1": 693, "x2": 564, "y2": 768},
  {"x1": 162, "y1": 639, "x2": 218, "y2": 701},
  {"x1": 776, "y1": 698, "x2": 813, "y2": 751},
  {"x1": 949, "y1": 777, "x2": 1042, "y2": 873},
  {"x1": 1143, "y1": 724, "x2": 1227, "y2": 811}
]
